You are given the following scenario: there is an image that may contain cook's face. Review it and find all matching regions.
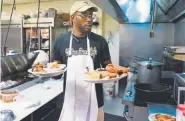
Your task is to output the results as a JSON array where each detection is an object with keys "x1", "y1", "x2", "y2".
[{"x1": 73, "y1": 9, "x2": 94, "y2": 32}]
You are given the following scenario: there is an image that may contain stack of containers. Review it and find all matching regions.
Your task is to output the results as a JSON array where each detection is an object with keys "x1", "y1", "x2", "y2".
[
  {"x1": 183, "y1": 111, "x2": 185, "y2": 121},
  {"x1": 176, "y1": 104, "x2": 185, "y2": 121}
]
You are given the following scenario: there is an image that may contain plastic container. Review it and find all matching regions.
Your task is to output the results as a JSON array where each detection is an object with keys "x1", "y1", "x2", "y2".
[
  {"x1": 103, "y1": 82, "x2": 115, "y2": 100},
  {"x1": 183, "y1": 111, "x2": 185, "y2": 121},
  {"x1": 176, "y1": 104, "x2": 185, "y2": 121},
  {"x1": 6, "y1": 50, "x2": 18, "y2": 55},
  {"x1": 0, "y1": 90, "x2": 18, "y2": 103}
]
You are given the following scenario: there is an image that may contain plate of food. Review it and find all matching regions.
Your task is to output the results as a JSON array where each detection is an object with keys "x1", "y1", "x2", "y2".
[
  {"x1": 47, "y1": 61, "x2": 66, "y2": 71},
  {"x1": 28, "y1": 62, "x2": 66, "y2": 77},
  {"x1": 148, "y1": 113, "x2": 176, "y2": 121},
  {"x1": 84, "y1": 64, "x2": 129, "y2": 83}
]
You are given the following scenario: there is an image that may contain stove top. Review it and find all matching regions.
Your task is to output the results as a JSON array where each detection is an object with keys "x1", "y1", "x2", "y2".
[
  {"x1": 1, "y1": 71, "x2": 37, "y2": 90},
  {"x1": 134, "y1": 95, "x2": 177, "y2": 107},
  {"x1": 123, "y1": 79, "x2": 177, "y2": 107}
]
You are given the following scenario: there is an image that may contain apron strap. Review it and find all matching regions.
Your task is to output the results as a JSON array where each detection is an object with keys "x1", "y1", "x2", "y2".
[
  {"x1": 69, "y1": 32, "x2": 73, "y2": 56},
  {"x1": 87, "y1": 35, "x2": 91, "y2": 57},
  {"x1": 69, "y1": 32, "x2": 91, "y2": 57}
]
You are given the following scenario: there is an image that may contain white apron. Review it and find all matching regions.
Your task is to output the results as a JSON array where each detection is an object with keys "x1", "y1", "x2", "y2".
[{"x1": 58, "y1": 33, "x2": 98, "y2": 121}]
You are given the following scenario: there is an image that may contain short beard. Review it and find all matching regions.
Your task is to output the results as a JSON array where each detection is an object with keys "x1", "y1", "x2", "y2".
[{"x1": 79, "y1": 26, "x2": 91, "y2": 34}]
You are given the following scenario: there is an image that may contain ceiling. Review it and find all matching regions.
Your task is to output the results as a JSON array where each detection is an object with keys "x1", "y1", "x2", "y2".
[
  {"x1": 3, "y1": 0, "x2": 185, "y2": 23},
  {"x1": 155, "y1": 0, "x2": 178, "y2": 14},
  {"x1": 91, "y1": 0, "x2": 185, "y2": 23}
]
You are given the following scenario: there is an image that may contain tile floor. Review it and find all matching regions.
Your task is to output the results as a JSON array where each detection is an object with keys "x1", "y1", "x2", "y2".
[
  {"x1": 27, "y1": 97, "x2": 125, "y2": 121},
  {"x1": 104, "y1": 97, "x2": 125, "y2": 117}
]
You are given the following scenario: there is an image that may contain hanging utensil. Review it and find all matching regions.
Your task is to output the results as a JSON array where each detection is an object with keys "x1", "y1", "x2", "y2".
[
  {"x1": 107, "y1": 31, "x2": 113, "y2": 45},
  {"x1": 150, "y1": 0, "x2": 156, "y2": 38}
]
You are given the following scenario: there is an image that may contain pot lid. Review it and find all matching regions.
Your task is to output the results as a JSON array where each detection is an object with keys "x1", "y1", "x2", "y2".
[{"x1": 138, "y1": 61, "x2": 162, "y2": 66}]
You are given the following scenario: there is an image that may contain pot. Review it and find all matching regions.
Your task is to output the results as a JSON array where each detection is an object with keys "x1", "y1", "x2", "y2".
[
  {"x1": 134, "y1": 83, "x2": 171, "y2": 103},
  {"x1": 136, "y1": 57, "x2": 163, "y2": 84}
]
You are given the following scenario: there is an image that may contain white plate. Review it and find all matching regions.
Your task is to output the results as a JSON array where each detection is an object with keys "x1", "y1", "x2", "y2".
[
  {"x1": 46, "y1": 64, "x2": 66, "y2": 71},
  {"x1": 148, "y1": 113, "x2": 176, "y2": 121},
  {"x1": 28, "y1": 67, "x2": 67, "y2": 77},
  {"x1": 84, "y1": 73, "x2": 127, "y2": 83}
]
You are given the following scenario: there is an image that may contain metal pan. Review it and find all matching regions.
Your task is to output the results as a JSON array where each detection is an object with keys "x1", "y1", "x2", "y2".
[{"x1": 134, "y1": 83, "x2": 171, "y2": 103}]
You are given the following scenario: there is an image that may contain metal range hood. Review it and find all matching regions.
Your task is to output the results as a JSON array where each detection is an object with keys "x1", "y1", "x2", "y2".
[{"x1": 91, "y1": 0, "x2": 185, "y2": 23}]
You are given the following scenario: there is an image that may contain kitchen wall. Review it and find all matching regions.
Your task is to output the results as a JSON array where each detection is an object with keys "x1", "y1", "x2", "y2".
[
  {"x1": 90, "y1": 0, "x2": 118, "y2": 22},
  {"x1": 102, "y1": 13, "x2": 120, "y2": 64},
  {"x1": 2, "y1": 0, "x2": 103, "y2": 35},
  {"x1": 174, "y1": 17, "x2": 185, "y2": 46},
  {"x1": 119, "y1": 23, "x2": 175, "y2": 67},
  {"x1": 2, "y1": 0, "x2": 120, "y2": 38},
  {"x1": 102, "y1": 13, "x2": 120, "y2": 40},
  {"x1": 1, "y1": 28, "x2": 22, "y2": 53},
  {"x1": 2, "y1": 0, "x2": 120, "y2": 54}
]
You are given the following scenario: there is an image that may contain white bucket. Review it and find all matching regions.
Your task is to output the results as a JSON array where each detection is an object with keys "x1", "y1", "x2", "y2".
[{"x1": 103, "y1": 82, "x2": 115, "y2": 100}]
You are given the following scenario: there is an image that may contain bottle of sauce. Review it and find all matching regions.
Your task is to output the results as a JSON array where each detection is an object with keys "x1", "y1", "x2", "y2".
[{"x1": 176, "y1": 104, "x2": 185, "y2": 121}]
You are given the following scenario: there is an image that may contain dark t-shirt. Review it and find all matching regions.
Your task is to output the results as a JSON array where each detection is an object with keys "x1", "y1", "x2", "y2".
[{"x1": 52, "y1": 31, "x2": 111, "y2": 108}]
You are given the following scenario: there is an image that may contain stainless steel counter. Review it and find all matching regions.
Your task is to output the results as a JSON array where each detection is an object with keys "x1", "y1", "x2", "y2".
[
  {"x1": 173, "y1": 73, "x2": 185, "y2": 104},
  {"x1": 122, "y1": 73, "x2": 149, "y2": 121}
]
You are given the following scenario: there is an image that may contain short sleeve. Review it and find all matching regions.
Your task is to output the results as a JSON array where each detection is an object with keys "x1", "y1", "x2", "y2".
[
  {"x1": 52, "y1": 37, "x2": 63, "y2": 63},
  {"x1": 101, "y1": 38, "x2": 111, "y2": 67}
]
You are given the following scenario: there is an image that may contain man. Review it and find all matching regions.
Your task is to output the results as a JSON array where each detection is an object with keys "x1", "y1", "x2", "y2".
[{"x1": 53, "y1": 1, "x2": 111, "y2": 121}]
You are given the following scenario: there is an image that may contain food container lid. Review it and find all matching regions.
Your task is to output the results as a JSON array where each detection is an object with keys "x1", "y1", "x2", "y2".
[
  {"x1": 178, "y1": 104, "x2": 185, "y2": 110},
  {"x1": 138, "y1": 61, "x2": 162, "y2": 67},
  {"x1": 0, "y1": 110, "x2": 16, "y2": 121}
]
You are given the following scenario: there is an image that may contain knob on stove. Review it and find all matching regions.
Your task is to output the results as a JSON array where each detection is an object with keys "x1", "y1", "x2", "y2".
[{"x1": 126, "y1": 90, "x2": 132, "y2": 97}]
